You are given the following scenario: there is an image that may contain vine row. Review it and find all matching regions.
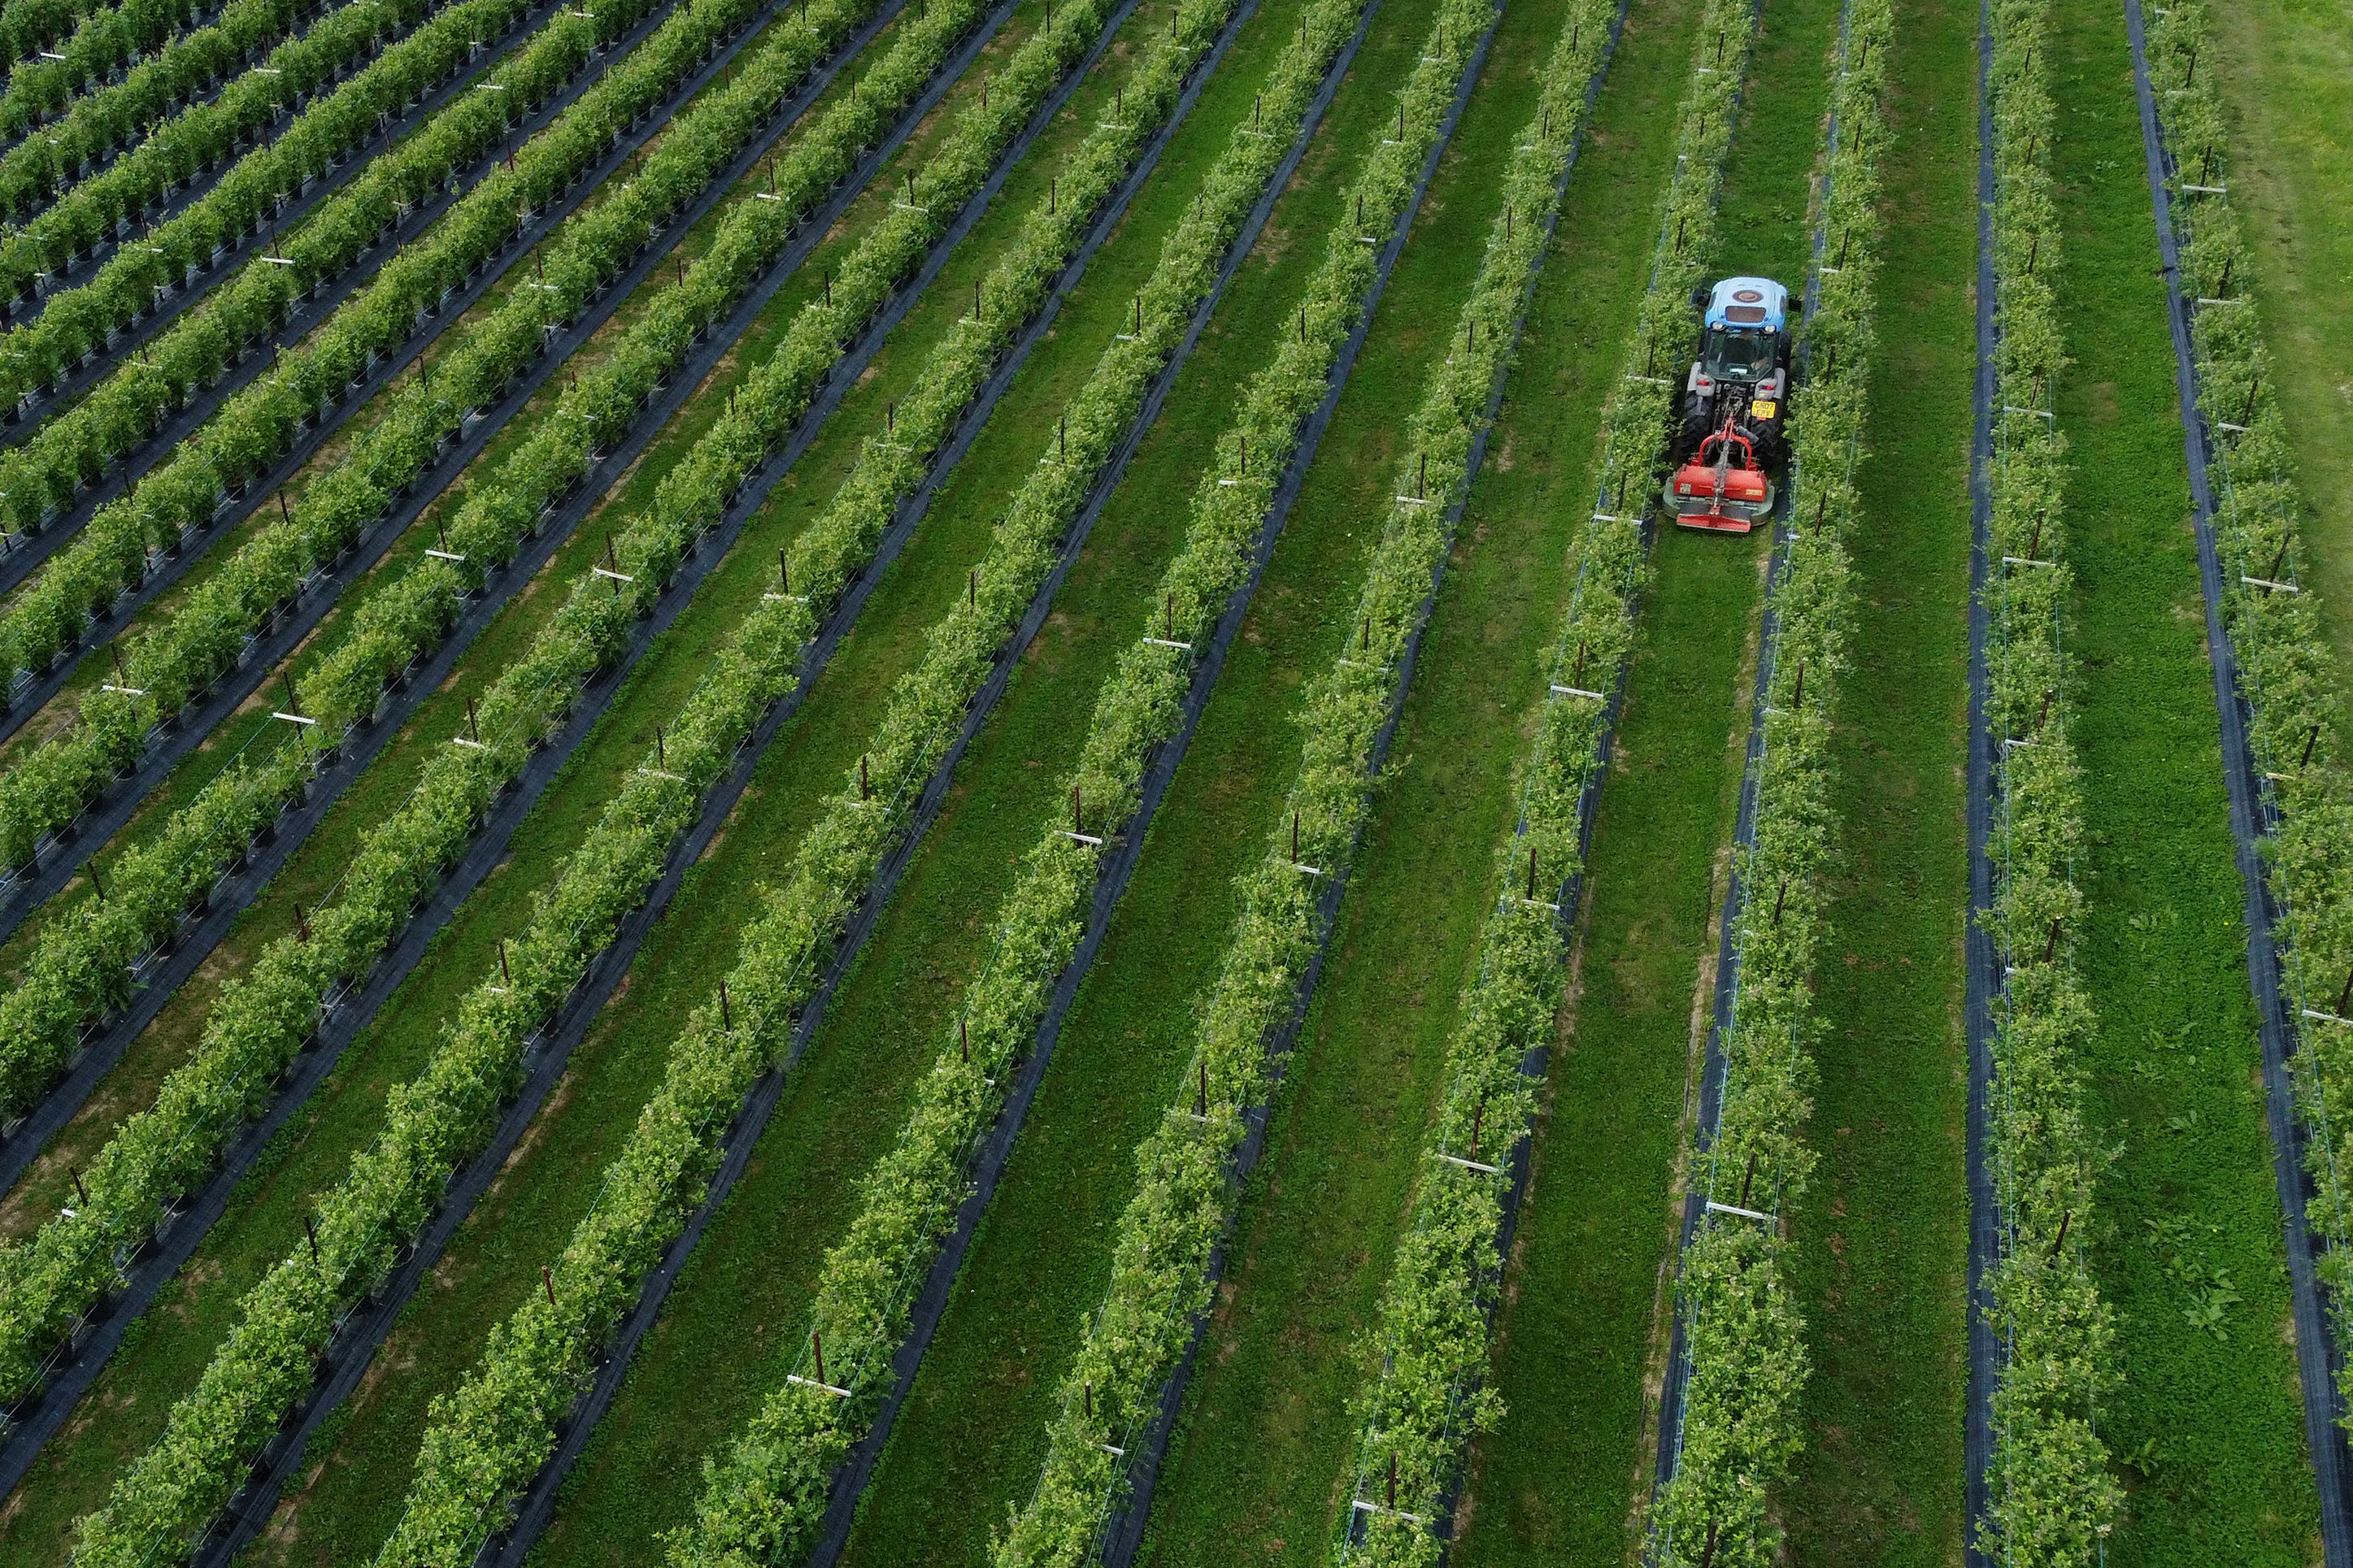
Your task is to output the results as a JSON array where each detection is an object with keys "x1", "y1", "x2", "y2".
[
  {"x1": 1972, "y1": 0, "x2": 2118, "y2": 1557},
  {"x1": 0, "y1": 0, "x2": 147, "y2": 77},
  {"x1": 0, "y1": 0, "x2": 548, "y2": 381},
  {"x1": 0, "y1": 0, "x2": 339, "y2": 225},
  {"x1": 0, "y1": 0, "x2": 620, "y2": 566},
  {"x1": 0, "y1": 0, "x2": 1006, "y2": 1409},
  {"x1": 0, "y1": 0, "x2": 894, "y2": 1134},
  {"x1": 650, "y1": 0, "x2": 1442, "y2": 1557},
  {"x1": 355, "y1": 0, "x2": 1269, "y2": 1555},
  {"x1": 2144, "y1": 0, "x2": 2353, "y2": 1423},
  {"x1": 0, "y1": 0, "x2": 219, "y2": 148}
]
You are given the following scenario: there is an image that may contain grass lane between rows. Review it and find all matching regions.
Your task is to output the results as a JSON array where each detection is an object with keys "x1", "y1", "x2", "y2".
[
  {"x1": 1775, "y1": 0, "x2": 1974, "y2": 1557},
  {"x1": 2043, "y1": 0, "x2": 2319, "y2": 1557},
  {"x1": 2207, "y1": 0, "x2": 2353, "y2": 722},
  {"x1": 1446, "y1": 0, "x2": 1838, "y2": 1554}
]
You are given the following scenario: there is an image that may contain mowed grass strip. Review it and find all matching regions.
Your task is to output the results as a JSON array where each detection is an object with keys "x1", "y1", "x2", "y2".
[
  {"x1": 2208, "y1": 0, "x2": 2353, "y2": 718},
  {"x1": 507, "y1": 1, "x2": 1351, "y2": 1560},
  {"x1": 794, "y1": 7, "x2": 1539, "y2": 1563},
  {"x1": 1774, "y1": 0, "x2": 1973, "y2": 1560},
  {"x1": 2042, "y1": 0, "x2": 2318, "y2": 1557},
  {"x1": 1114, "y1": 0, "x2": 1681, "y2": 1557},
  {"x1": 0, "y1": 0, "x2": 939, "y2": 1227},
  {"x1": 1444, "y1": 0, "x2": 1838, "y2": 1558},
  {"x1": 0, "y1": 5, "x2": 1090, "y2": 1556}
]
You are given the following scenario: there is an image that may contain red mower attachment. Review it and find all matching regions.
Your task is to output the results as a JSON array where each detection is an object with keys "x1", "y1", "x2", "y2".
[{"x1": 1667, "y1": 416, "x2": 1775, "y2": 533}]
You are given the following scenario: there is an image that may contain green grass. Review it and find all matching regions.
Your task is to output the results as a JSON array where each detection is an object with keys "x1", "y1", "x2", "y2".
[
  {"x1": 1442, "y1": 0, "x2": 1836, "y2": 1560},
  {"x1": 2209, "y1": 0, "x2": 2353, "y2": 723},
  {"x1": 1774, "y1": 0, "x2": 1974, "y2": 1561},
  {"x1": 2042, "y1": 0, "x2": 2320, "y2": 1557},
  {"x1": 1111, "y1": 0, "x2": 1691, "y2": 1557},
  {"x1": 0, "y1": 0, "x2": 961, "y2": 1236},
  {"x1": 0, "y1": 3, "x2": 1132, "y2": 1556}
]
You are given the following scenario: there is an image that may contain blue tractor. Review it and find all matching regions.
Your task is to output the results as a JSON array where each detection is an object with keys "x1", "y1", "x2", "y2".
[{"x1": 1666, "y1": 276, "x2": 1792, "y2": 532}]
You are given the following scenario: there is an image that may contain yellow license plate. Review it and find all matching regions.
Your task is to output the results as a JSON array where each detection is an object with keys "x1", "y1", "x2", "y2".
[{"x1": 1751, "y1": 399, "x2": 1777, "y2": 419}]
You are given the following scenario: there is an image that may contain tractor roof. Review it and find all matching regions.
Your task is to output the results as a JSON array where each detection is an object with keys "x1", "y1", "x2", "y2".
[{"x1": 1705, "y1": 276, "x2": 1789, "y2": 332}]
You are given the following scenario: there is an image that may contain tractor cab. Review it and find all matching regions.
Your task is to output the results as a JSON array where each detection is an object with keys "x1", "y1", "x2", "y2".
[
  {"x1": 1696, "y1": 276, "x2": 1790, "y2": 385},
  {"x1": 1668, "y1": 276, "x2": 1794, "y2": 533}
]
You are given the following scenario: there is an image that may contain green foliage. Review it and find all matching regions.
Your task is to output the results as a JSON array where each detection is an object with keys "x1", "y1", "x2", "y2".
[
  {"x1": 2146, "y1": 0, "x2": 2353, "y2": 1422},
  {"x1": 0, "y1": 0, "x2": 937, "y2": 1418},
  {"x1": 0, "y1": 0, "x2": 550, "y2": 409},
  {"x1": 1322, "y1": 3, "x2": 1748, "y2": 1561},
  {"x1": 1645, "y1": 2, "x2": 1891, "y2": 1560},
  {"x1": 1973, "y1": 0, "x2": 2120, "y2": 1557},
  {"x1": 0, "y1": 0, "x2": 217, "y2": 142},
  {"x1": 0, "y1": 0, "x2": 722, "y2": 862},
  {"x1": 0, "y1": 0, "x2": 891, "y2": 1131},
  {"x1": 972, "y1": 5, "x2": 1546, "y2": 1562},
  {"x1": 0, "y1": 0, "x2": 130, "y2": 76}
]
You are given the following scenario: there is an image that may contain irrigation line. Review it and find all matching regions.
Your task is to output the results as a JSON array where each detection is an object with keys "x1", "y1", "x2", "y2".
[
  {"x1": 0, "y1": 0, "x2": 920, "y2": 972},
  {"x1": 1081, "y1": 11, "x2": 1503, "y2": 1559},
  {"x1": 2121, "y1": 0, "x2": 2353, "y2": 1554},
  {"x1": 0, "y1": 0, "x2": 986, "y2": 1222},
  {"x1": 0, "y1": 0, "x2": 467, "y2": 359},
  {"x1": 0, "y1": 0, "x2": 802, "y2": 640},
  {"x1": 1651, "y1": 0, "x2": 1847, "y2": 1501},
  {"x1": 789, "y1": 7, "x2": 1393, "y2": 1561},
  {"x1": 188, "y1": 3, "x2": 1233, "y2": 1554},
  {"x1": 1959, "y1": 0, "x2": 1997, "y2": 1555}
]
